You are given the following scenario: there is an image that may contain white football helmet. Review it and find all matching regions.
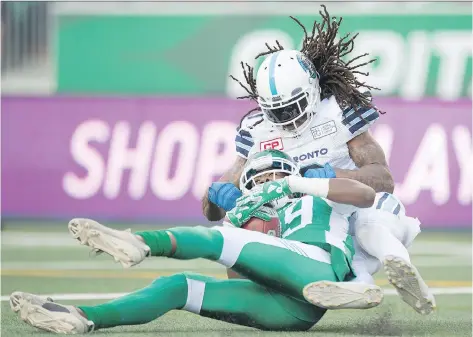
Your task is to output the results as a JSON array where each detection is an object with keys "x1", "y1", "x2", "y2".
[{"x1": 256, "y1": 50, "x2": 321, "y2": 136}]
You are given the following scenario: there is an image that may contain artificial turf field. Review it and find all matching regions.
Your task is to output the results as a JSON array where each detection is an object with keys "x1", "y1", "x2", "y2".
[{"x1": 1, "y1": 221, "x2": 472, "y2": 337}]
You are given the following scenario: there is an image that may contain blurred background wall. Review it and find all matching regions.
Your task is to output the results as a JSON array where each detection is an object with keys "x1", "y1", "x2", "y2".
[{"x1": 1, "y1": 1, "x2": 472, "y2": 228}]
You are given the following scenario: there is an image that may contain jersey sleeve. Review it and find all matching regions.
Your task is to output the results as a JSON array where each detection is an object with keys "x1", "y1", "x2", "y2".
[
  {"x1": 341, "y1": 105, "x2": 379, "y2": 137},
  {"x1": 235, "y1": 127, "x2": 254, "y2": 158},
  {"x1": 234, "y1": 113, "x2": 263, "y2": 158}
]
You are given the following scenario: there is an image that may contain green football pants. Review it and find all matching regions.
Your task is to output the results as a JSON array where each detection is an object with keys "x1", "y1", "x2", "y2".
[{"x1": 80, "y1": 226, "x2": 339, "y2": 331}]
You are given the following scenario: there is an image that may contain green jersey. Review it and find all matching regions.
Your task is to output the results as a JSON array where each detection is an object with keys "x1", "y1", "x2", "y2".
[{"x1": 277, "y1": 195, "x2": 356, "y2": 281}]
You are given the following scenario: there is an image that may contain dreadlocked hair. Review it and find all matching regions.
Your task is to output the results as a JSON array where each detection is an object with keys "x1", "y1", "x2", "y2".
[
  {"x1": 230, "y1": 5, "x2": 383, "y2": 128},
  {"x1": 229, "y1": 62, "x2": 263, "y2": 129}
]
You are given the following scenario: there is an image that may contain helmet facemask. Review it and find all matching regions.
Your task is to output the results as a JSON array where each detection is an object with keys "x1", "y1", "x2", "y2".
[
  {"x1": 258, "y1": 78, "x2": 320, "y2": 137},
  {"x1": 240, "y1": 153, "x2": 301, "y2": 209}
]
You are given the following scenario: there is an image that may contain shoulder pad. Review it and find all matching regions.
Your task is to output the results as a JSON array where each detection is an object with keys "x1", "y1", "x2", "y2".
[
  {"x1": 235, "y1": 112, "x2": 264, "y2": 159},
  {"x1": 340, "y1": 90, "x2": 379, "y2": 135}
]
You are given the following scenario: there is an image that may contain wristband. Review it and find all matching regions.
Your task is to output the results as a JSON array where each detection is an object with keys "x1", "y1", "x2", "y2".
[{"x1": 287, "y1": 176, "x2": 330, "y2": 198}]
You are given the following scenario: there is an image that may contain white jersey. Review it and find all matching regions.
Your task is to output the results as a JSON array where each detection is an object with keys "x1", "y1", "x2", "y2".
[{"x1": 235, "y1": 95, "x2": 379, "y2": 173}]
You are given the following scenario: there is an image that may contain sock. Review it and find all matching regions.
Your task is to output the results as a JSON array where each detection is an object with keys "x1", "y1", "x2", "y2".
[
  {"x1": 350, "y1": 254, "x2": 376, "y2": 285},
  {"x1": 135, "y1": 230, "x2": 172, "y2": 256},
  {"x1": 170, "y1": 226, "x2": 223, "y2": 260},
  {"x1": 136, "y1": 227, "x2": 223, "y2": 260},
  {"x1": 351, "y1": 236, "x2": 382, "y2": 279},
  {"x1": 79, "y1": 274, "x2": 188, "y2": 330},
  {"x1": 349, "y1": 271, "x2": 375, "y2": 285}
]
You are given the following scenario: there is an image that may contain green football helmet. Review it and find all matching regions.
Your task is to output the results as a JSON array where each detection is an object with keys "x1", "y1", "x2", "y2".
[{"x1": 239, "y1": 149, "x2": 300, "y2": 195}]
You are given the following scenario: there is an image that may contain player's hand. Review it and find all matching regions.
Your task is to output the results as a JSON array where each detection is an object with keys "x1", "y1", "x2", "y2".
[
  {"x1": 229, "y1": 179, "x2": 290, "y2": 226},
  {"x1": 226, "y1": 203, "x2": 273, "y2": 228},
  {"x1": 236, "y1": 179, "x2": 292, "y2": 208},
  {"x1": 252, "y1": 205, "x2": 276, "y2": 222},
  {"x1": 208, "y1": 182, "x2": 242, "y2": 211},
  {"x1": 304, "y1": 163, "x2": 336, "y2": 179},
  {"x1": 227, "y1": 179, "x2": 290, "y2": 227}
]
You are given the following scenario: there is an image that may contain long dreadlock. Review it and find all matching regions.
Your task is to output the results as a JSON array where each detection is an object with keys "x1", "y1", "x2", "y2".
[{"x1": 231, "y1": 5, "x2": 383, "y2": 128}]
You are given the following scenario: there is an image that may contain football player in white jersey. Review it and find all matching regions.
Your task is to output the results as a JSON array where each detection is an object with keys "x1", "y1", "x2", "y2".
[{"x1": 203, "y1": 6, "x2": 435, "y2": 315}]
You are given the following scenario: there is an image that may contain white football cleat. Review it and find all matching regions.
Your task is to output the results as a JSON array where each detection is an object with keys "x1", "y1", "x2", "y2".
[
  {"x1": 68, "y1": 218, "x2": 150, "y2": 268},
  {"x1": 10, "y1": 291, "x2": 55, "y2": 314},
  {"x1": 303, "y1": 281, "x2": 383, "y2": 310},
  {"x1": 384, "y1": 255, "x2": 436, "y2": 315},
  {"x1": 10, "y1": 292, "x2": 94, "y2": 334}
]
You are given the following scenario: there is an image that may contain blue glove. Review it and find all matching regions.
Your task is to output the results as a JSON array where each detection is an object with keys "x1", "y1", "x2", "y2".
[
  {"x1": 303, "y1": 163, "x2": 337, "y2": 179},
  {"x1": 208, "y1": 182, "x2": 242, "y2": 211}
]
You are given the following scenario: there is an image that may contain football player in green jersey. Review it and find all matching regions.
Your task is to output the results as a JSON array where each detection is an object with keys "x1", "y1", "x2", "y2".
[
  {"x1": 10, "y1": 150, "x2": 381, "y2": 334},
  {"x1": 235, "y1": 151, "x2": 433, "y2": 314}
]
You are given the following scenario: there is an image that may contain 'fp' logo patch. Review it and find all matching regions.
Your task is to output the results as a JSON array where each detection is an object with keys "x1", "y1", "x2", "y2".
[{"x1": 260, "y1": 138, "x2": 284, "y2": 151}]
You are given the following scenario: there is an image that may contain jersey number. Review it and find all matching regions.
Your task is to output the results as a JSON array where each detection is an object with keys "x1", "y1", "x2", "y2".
[{"x1": 282, "y1": 197, "x2": 314, "y2": 236}]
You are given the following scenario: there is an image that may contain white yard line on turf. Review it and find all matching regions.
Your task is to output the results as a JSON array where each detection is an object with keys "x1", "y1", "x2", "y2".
[
  {"x1": 3, "y1": 256, "x2": 471, "y2": 270},
  {"x1": 1, "y1": 287, "x2": 472, "y2": 302}
]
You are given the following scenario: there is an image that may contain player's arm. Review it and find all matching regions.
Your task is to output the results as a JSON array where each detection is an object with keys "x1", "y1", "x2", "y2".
[
  {"x1": 203, "y1": 115, "x2": 261, "y2": 221},
  {"x1": 334, "y1": 131, "x2": 394, "y2": 193},
  {"x1": 305, "y1": 102, "x2": 393, "y2": 193},
  {"x1": 287, "y1": 176, "x2": 376, "y2": 208},
  {"x1": 202, "y1": 156, "x2": 246, "y2": 221}
]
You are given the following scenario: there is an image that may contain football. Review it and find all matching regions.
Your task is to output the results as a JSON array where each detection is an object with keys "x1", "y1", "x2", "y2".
[
  {"x1": 227, "y1": 216, "x2": 281, "y2": 279},
  {"x1": 241, "y1": 216, "x2": 281, "y2": 237}
]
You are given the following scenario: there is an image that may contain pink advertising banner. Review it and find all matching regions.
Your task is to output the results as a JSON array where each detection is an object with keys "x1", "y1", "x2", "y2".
[{"x1": 1, "y1": 97, "x2": 471, "y2": 227}]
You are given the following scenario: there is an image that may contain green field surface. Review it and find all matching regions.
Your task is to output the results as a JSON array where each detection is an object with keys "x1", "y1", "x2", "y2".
[{"x1": 1, "y1": 223, "x2": 472, "y2": 337}]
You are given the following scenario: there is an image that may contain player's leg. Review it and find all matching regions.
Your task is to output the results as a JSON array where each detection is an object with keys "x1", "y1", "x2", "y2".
[
  {"x1": 146, "y1": 225, "x2": 341, "y2": 299},
  {"x1": 350, "y1": 238, "x2": 381, "y2": 283},
  {"x1": 352, "y1": 193, "x2": 415, "y2": 263},
  {"x1": 304, "y1": 194, "x2": 428, "y2": 312},
  {"x1": 11, "y1": 274, "x2": 323, "y2": 333},
  {"x1": 210, "y1": 226, "x2": 382, "y2": 310},
  {"x1": 69, "y1": 218, "x2": 344, "y2": 301},
  {"x1": 352, "y1": 193, "x2": 435, "y2": 315},
  {"x1": 213, "y1": 226, "x2": 340, "y2": 299},
  {"x1": 177, "y1": 274, "x2": 324, "y2": 331},
  {"x1": 81, "y1": 273, "x2": 322, "y2": 331}
]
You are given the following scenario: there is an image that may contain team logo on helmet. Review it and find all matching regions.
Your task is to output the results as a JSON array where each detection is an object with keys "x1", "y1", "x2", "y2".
[{"x1": 296, "y1": 53, "x2": 318, "y2": 79}]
